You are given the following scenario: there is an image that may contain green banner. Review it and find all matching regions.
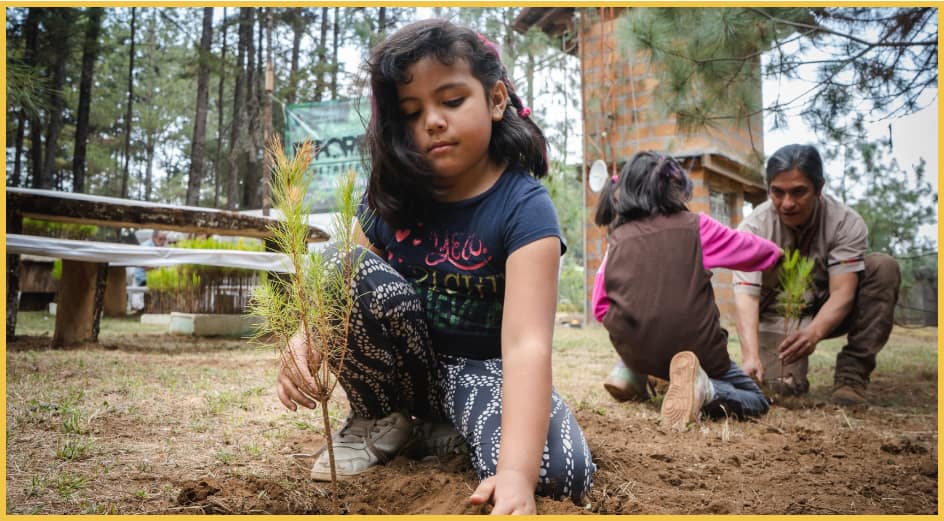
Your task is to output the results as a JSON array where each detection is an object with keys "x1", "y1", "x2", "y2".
[{"x1": 284, "y1": 99, "x2": 370, "y2": 211}]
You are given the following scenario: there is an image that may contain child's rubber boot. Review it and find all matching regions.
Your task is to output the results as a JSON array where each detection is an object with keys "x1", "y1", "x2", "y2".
[
  {"x1": 603, "y1": 362, "x2": 649, "y2": 402},
  {"x1": 660, "y1": 351, "x2": 715, "y2": 430}
]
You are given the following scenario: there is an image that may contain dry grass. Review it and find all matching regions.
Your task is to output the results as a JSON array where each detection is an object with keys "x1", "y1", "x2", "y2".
[{"x1": 5, "y1": 312, "x2": 938, "y2": 514}]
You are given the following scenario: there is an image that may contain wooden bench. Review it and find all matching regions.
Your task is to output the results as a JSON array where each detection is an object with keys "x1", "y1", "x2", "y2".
[{"x1": 6, "y1": 187, "x2": 329, "y2": 347}]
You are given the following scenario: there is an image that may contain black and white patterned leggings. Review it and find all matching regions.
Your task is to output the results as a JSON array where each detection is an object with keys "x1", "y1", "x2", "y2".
[{"x1": 326, "y1": 247, "x2": 595, "y2": 501}]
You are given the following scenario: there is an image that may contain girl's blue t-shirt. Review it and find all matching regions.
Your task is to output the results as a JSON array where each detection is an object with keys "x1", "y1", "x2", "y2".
[{"x1": 358, "y1": 169, "x2": 565, "y2": 360}]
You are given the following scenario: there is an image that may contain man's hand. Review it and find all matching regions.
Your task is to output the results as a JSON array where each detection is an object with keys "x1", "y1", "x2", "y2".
[
  {"x1": 777, "y1": 327, "x2": 821, "y2": 365},
  {"x1": 469, "y1": 470, "x2": 537, "y2": 515},
  {"x1": 740, "y1": 355, "x2": 765, "y2": 382},
  {"x1": 275, "y1": 330, "x2": 321, "y2": 411}
]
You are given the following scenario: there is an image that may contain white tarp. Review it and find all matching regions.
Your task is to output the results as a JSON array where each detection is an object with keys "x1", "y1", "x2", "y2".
[{"x1": 6, "y1": 234, "x2": 295, "y2": 273}]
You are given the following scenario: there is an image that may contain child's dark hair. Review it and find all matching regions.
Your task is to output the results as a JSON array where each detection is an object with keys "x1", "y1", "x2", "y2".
[
  {"x1": 365, "y1": 19, "x2": 548, "y2": 228},
  {"x1": 594, "y1": 151, "x2": 693, "y2": 230}
]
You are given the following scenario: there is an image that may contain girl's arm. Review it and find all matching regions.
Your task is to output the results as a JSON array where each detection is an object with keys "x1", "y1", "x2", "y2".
[
  {"x1": 470, "y1": 236, "x2": 558, "y2": 514},
  {"x1": 699, "y1": 213, "x2": 782, "y2": 271}
]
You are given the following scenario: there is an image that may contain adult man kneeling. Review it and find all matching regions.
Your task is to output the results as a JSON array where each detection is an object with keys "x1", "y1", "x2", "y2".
[{"x1": 733, "y1": 144, "x2": 901, "y2": 406}]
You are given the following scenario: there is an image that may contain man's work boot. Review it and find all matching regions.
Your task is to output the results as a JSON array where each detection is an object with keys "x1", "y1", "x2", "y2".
[{"x1": 831, "y1": 382, "x2": 867, "y2": 406}]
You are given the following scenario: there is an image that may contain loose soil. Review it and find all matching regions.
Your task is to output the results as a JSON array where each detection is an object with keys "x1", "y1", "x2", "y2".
[{"x1": 5, "y1": 322, "x2": 937, "y2": 514}]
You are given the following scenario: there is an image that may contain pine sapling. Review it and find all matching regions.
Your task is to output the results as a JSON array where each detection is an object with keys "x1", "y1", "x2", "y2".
[
  {"x1": 775, "y1": 249, "x2": 815, "y2": 386},
  {"x1": 248, "y1": 137, "x2": 366, "y2": 499}
]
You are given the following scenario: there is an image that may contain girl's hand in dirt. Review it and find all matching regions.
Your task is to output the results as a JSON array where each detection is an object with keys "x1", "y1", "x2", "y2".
[
  {"x1": 469, "y1": 470, "x2": 536, "y2": 515},
  {"x1": 276, "y1": 330, "x2": 321, "y2": 411},
  {"x1": 777, "y1": 328, "x2": 820, "y2": 365},
  {"x1": 741, "y1": 355, "x2": 765, "y2": 382}
]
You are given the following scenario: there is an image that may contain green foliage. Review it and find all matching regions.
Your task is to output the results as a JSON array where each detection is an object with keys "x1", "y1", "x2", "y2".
[
  {"x1": 22, "y1": 218, "x2": 98, "y2": 240},
  {"x1": 176, "y1": 237, "x2": 264, "y2": 252},
  {"x1": 822, "y1": 124, "x2": 936, "y2": 257},
  {"x1": 777, "y1": 249, "x2": 815, "y2": 327},
  {"x1": 146, "y1": 267, "x2": 201, "y2": 292}
]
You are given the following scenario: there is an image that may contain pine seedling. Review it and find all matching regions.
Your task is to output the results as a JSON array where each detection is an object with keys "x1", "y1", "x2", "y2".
[
  {"x1": 248, "y1": 137, "x2": 366, "y2": 499},
  {"x1": 775, "y1": 249, "x2": 815, "y2": 384}
]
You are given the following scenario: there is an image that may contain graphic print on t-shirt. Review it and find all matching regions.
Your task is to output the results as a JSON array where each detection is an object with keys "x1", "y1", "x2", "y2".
[{"x1": 387, "y1": 224, "x2": 504, "y2": 337}]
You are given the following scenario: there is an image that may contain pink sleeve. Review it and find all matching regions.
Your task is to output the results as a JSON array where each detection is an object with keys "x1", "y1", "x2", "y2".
[
  {"x1": 699, "y1": 213, "x2": 782, "y2": 271},
  {"x1": 591, "y1": 251, "x2": 610, "y2": 322}
]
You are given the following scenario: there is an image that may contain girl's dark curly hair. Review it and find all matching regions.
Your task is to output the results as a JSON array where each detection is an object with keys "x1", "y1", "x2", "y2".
[
  {"x1": 594, "y1": 151, "x2": 693, "y2": 230},
  {"x1": 365, "y1": 19, "x2": 548, "y2": 228}
]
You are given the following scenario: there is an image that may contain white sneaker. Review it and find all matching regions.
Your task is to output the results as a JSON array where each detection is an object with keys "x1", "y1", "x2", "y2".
[
  {"x1": 660, "y1": 351, "x2": 715, "y2": 429},
  {"x1": 310, "y1": 411, "x2": 412, "y2": 481}
]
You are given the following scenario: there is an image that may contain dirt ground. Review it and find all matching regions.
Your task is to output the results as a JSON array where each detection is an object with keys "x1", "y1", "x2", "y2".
[{"x1": 5, "y1": 317, "x2": 938, "y2": 514}]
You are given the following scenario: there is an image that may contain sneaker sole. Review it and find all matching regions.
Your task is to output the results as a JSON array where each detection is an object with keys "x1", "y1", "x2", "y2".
[
  {"x1": 661, "y1": 351, "x2": 699, "y2": 429},
  {"x1": 310, "y1": 467, "x2": 367, "y2": 481}
]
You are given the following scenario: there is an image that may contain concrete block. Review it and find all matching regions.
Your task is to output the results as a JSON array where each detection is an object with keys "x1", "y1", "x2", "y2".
[
  {"x1": 140, "y1": 313, "x2": 172, "y2": 326},
  {"x1": 169, "y1": 312, "x2": 263, "y2": 337}
]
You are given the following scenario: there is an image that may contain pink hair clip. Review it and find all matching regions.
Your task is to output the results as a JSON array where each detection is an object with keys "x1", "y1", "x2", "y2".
[
  {"x1": 611, "y1": 175, "x2": 619, "y2": 183},
  {"x1": 518, "y1": 107, "x2": 532, "y2": 118}
]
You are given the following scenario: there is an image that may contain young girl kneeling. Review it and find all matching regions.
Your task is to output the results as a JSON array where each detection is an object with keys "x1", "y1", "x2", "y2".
[
  {"x1": 592, "y1": 152, "x2": 782, "y2": 428},
  {"x1": 276, "y1": 19, "x2": 594, "y2": 513}
]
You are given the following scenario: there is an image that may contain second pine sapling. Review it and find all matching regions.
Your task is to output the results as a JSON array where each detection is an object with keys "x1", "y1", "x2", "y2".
[{"x1": 775, "y1": 248, "x2": 815, "y2": 387}]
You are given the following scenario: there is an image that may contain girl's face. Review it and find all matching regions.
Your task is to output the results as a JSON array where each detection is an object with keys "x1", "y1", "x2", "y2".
[{"x1": 397, "y1": 56, "x2": 508, "y2": 193}]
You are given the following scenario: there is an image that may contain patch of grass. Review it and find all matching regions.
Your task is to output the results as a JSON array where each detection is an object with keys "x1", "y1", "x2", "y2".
[
  {"x1": 216, "y1": 450, "x2": 235, "y2": 465},
  {"x1": 243, "y1": 442, "x2": 263, "y2": 457},
  {"x1": 54, "y1": 474, "x2": 88, "y2": 498},
  {"x1": 56, "y1": 438, "x2": 93, "y2": 461},
  {"x1": 61, "y1": 408, "x2": 86, "y2": 435},
  {"x1": 25, "y1": 475, "x2": 49, "y2": 498},
  {"x1": 15, "y1": 311, "x2": 167, "y2": 337}
]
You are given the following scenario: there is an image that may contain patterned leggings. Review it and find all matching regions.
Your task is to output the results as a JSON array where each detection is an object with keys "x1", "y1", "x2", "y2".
[{"x1": 327, "y1": 247, "x2": 595, "y2": 501}]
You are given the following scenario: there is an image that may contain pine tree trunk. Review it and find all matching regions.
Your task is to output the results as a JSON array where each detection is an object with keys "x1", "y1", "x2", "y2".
[
  {"x1": 120, "y1": 7, "x2": 137, "y2": 199},
  {"x1": 262, "y1": 7, "x2": 274, "y2": 216},
  {"x1": 242, "y1": 8, "x2": 261, "y2": 210},
  {"x1": 25, "y1": 8, "x2": 42, "y2": 189},
  {"x1": 288, "y1": 12, "x2": 302, "y2": 105},
  {"x1": 187, "y1": 7, "x2": 214, "y2": 206},
  {"x1": 315, "y1": 7, "x2": 328, "y2": 101},
  {"x1": 40, "y1": 10, "x2": 73, "y2": 190},
  {"x1": 214, "y1": 7, "x2": 227, "y2": 209},
  {"x1": 331, "y1": 7, "x2": 339, "y2": 99},
  {"x1": 227, "y1": 8, "x2": 251, "y2": 210},
  {"x1": 12, "y1": 111, "x2": 26, "y2": 188},
  {"x1": 73, "y1": 7, "x2": 103, "y2": 194}
]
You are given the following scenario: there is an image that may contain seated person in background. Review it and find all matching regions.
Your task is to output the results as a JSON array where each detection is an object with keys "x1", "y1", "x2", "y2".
[
  {"x1": 593, "y1": 151, "x2": 782, "y2": 429},
  {"x1": 732, "y1": 144, "x2": 901, "y2": 406},
  {"x1": 132, "y1": 230, "x2": 168, "y2": 287}
]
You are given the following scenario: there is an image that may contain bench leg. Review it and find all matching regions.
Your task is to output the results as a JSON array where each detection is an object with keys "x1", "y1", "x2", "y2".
[
  {"x1": 6, "y1": 253, "x2": 20, "y2": 341},
  {"x1": 6, "y1": 211, "x2": 22, "y2": 341},
  {"x1": 53, "y1": 260, "x2": 105, "y2": 348},
  {"x1": 103, "y1": 267, "x2": 127, "y2": 317}
]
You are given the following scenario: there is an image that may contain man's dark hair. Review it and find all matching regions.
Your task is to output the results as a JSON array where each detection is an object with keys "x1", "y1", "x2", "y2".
[{"x1": 765, "y1": 144, "x2": 825, "y2": 192}]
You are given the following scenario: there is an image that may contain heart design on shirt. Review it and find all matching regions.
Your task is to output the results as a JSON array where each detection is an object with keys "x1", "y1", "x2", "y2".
[{"x1": 395, "y1": 229, "x2": 410, "y2": 242}]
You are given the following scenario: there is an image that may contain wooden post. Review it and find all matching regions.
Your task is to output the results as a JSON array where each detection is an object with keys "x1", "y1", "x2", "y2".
[
  {"x1": 52, "y1": 260, "x2": 103, "y2": 347},
  {"x1": 6, "y1": 211, "x2": 23, "y2": 341},
  {"x1": 103, "y1": 266, "x2": 128, "y2": 317}
]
